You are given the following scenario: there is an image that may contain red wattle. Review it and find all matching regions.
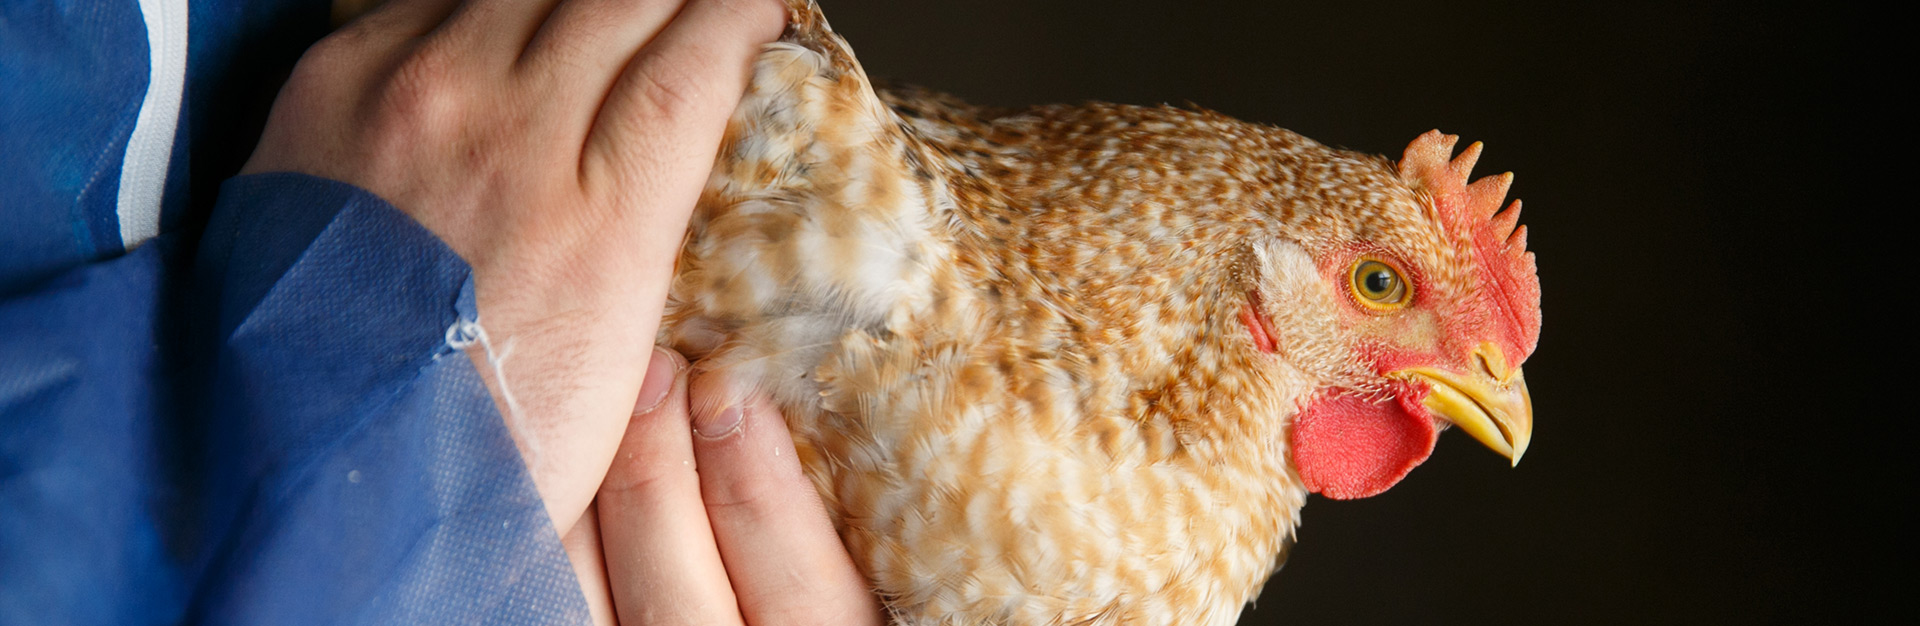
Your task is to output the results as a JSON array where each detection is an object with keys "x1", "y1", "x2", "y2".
[{"x1": 1290, "y1": 385, "x2": 1440, "y2": 499}]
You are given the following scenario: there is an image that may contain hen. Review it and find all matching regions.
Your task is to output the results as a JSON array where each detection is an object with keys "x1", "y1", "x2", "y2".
[{"x1": 662, "y1": 2, "x2": 1541, "y2": 624}]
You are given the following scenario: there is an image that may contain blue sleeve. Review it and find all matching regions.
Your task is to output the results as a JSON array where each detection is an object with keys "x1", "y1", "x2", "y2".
[{"x1": 1, "y1": 173, "x2": 592, "y2": 625}]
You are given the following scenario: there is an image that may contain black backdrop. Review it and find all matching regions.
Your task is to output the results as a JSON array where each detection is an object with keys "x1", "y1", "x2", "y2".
[{"x1": 816, "y1": 1, "x2": 1884, "y2": 623}]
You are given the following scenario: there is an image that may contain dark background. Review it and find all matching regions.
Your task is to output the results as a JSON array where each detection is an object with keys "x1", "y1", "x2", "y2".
[{"x1": 820, "y1": 1, "x2": 1885, "y2": 623}]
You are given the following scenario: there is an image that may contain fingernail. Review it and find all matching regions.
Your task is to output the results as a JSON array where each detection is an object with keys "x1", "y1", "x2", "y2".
[
  {"x1": 634, "y1": 347, "x2": 681, "y2": 415},
  {"x1": 692, "y1": 405, "x2": 744, "y2": 439}
]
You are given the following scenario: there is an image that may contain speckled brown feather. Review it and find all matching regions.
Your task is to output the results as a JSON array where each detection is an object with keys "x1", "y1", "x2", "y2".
[{"x1": 660, "y1": 2, "x2": 1535, "y2": 624}]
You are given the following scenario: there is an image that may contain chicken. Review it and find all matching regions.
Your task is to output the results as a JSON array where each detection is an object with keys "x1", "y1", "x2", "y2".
[{"x1": 660, "y1": 2, "x2": 1541, "y2": 624}]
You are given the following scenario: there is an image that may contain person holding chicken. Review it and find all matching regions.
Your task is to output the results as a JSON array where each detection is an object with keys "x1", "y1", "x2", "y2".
[{"x1": 2, "y1": 0, "x2": 879, "y2": 624}]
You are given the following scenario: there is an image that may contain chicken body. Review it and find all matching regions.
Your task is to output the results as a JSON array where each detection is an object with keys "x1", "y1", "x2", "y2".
[{"x1": 660, "y1": 3, "x2": 1540, "y2": 625}]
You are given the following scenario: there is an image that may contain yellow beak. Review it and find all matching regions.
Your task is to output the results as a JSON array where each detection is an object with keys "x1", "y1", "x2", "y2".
[{"x1": 1390, "y1": 342, "x2": 1533, "y2": 465}]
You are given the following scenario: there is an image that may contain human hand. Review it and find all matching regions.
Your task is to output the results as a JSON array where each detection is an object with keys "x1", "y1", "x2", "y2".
[
  {"x1": 241, "y1": 0, "x2": 786, "y2": 554},
  {"x1": 562, "y1": 347, "x2": 884, "y2": 625}
]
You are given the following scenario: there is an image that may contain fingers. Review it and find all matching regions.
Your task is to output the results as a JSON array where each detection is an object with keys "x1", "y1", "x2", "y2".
[
  {"x1": 336, "y1": 0, "x2": 464, "y2": 38},
  {"x1": 599, "y1": 348, "x2": 744, "y2": 626},
  {"x1": 519, "y1": 0, "x2": 686, "y2": 85},
  {"x1": 432, "y1": 0, "x2": 567, "y2": 64},
  {"x1": 598, "y1": 352, "x2": 883, "y2": 626},
  {"x1": 560, "y1": 502, "x2": 618, "y2": 626},
  {"x1": 582, "y1": 0, "x2": 787, "y2": 193},
  {"x1": 687, "y1": 373, "x2": 886, "y2": 626}
]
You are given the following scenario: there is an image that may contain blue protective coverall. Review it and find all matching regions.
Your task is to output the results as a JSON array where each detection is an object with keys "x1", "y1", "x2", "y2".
[{"x1": 1, "y1": 1, "x2": 591, "y2": 623}]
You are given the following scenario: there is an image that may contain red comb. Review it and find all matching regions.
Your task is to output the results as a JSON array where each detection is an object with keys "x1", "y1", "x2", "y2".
[{"x1": 1401, "y1": 130, "x2": 1541, "y2": 358}]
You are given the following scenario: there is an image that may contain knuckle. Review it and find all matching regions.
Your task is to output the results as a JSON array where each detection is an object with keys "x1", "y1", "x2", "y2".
[
  {"x1": 700, "y1": 467, "x2": 786, "y2": 512},
  {"x1": 696, "y1": 443, "x2": 797, "y2": 513},
  {"x1": 753, "y1": 600, "x2": 870, "y2": 626},
  {"x1": 372, "y1": 44, "x2": 469, "y2": 134},
  {"x1": 602, "y1": 401, "x2": 701, "y2": 497},
  {"x1": 285, "y1": 31, "x2": 369, "y2": 93},
  {"x1": 601, "y1": 452, "x2": 697, "y2": 497},
  {"x1": 555, "y1": 0, "x2": 622, "y2": 42},
  {"x1": 300, "y1": 27, "x2": 368, "y2": 71},
  {"x1": 721, "y1": 0, "x2": 790, "y2": 36},
  {"x1": 628, "y1": 61, "x2": 712, "y2": 122}
]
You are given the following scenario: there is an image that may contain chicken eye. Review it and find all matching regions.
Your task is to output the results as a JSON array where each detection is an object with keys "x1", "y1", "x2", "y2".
[{"x1": 1350, "y1": 259, "x2": 1411, "y2": 308}]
